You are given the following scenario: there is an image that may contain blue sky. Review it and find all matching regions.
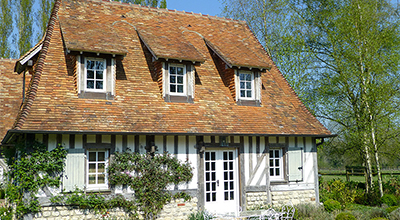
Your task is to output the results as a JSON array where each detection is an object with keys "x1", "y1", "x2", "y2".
[{"x1": 165, "y1": 0, "x2": 224, "y2": 17}]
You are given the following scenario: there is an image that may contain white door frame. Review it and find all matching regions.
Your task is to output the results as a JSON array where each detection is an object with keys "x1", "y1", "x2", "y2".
[{"x1": 204, "y1": 148, "x2": 239, "y2": 215}]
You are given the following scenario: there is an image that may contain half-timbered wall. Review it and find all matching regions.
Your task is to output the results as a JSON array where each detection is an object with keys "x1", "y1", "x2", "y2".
[{"x1": 32, "y1": 133, "x2": 319, "y2": 208}]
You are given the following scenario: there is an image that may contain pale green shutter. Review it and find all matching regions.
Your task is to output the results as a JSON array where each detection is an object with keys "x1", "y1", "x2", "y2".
[
  {"x1": 63, "y1": 150, "x2": 86, "y2": 191},
  {"x1": 288, "y1": 147, "x2": 303, "y2": 182}
]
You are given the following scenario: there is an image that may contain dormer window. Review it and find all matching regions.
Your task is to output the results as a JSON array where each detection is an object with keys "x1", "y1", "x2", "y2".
[
  {"x1": 85, "y1": 58, "x2": 106, "y2": 92},
  {"x1": 235, "y1": 70, "x2": 261, "y2": 106},
  {"x1": 169, "y1": 64, "x2": 186, "y2": 96},
  {"x1": 239, "y1": 71, "x2": 254, "y2": 100},
  {"x1": 163, "y1": 62, "x2": 194, "y2": 103},
  {"x1": 76, "y1": 54, "x2": 116, "y2": 100}
]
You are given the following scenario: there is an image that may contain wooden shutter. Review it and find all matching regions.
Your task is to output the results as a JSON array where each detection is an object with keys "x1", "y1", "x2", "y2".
[
  {"x1": 187, "y1": 64, "x2": 194, "y2": 100},
  {"x1": 288, "y1": 147, "x2": 303, "y2": 182},
  {"x1": 254, "y1": 71, "x2": 262, "y2": 104},
  {"x1": 63, "y1": 150, "x2": 86, "y2": 191}
]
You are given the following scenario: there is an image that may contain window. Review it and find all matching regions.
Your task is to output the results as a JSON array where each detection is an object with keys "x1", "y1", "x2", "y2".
[
  {"x1": 163, "y1": 62, "x2": 195, "y2": 103},
  {"x1": 235, "y1": 70, "x2": 261, "y2": 106},
  {"x1": 87, "y1": 149, "x2": 109, "y2": 189},
  {"x1": 269, "y1": 149, "x2": 283, "y2": 181},
  {"x1": 76, "y1": 55, "x2": 115, "y2": 100},
  {"x1": 85, "y1": 58, "x2": 106, "y2": 92},
  {"x1": 239, "y1": 71, "x2": 254, "y2": 100},
  {"x1": 169, "y1": 64, "x2": 186, "y2": 95}
]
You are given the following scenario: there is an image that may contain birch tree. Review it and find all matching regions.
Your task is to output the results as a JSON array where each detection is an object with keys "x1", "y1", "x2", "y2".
[{"x1": 297, "y1": 0, "x2": 400, "y2": 195}]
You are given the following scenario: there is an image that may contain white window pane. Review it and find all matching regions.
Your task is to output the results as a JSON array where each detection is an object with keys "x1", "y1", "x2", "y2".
[
  {"x1": 98, "y1": 152, "x2": 105, "y2": 161},
  {"x1": 239, "y1": 73, "x2": 245, "y2": 80},
  {"x1": 89, "y1": 175, "x2": 96, "y2": 184},
  {"x1": 177, "y1": 76, "x2": 183, "y2": 84},
  {"x1": 96, "y1": 71, "x2": 103, "y2": 79},
  {"x1": 87, "y1": 60, "x2": 94, "y2": 69},
  {"x1": 96, "y1": 81, "x2": 103, "y2": 90},
  {"x1": 276, "y1": 168, "x2": 280, "y2": 176},
  {"x1": 87, "y1": 81, "x2": 94, "y2": 89},
  {"x1": 98, "y1": 174, "x2": 105, "y2": 184},
  {"x1": 177, "y1": 85, "x2": 183, "y2": 93},
  {"x1": 177, "y1": 67, "x2": 184, "y2": 75},
  {"x1": 170, "y1": 85, "x2": 176, "y2": 92},
  {"x1": 240, "y1": 82, "x2": 245, "y2": 89},
  {"x1": 87, "y1": 70, "x2": 94, "y2": 79},
  {"x1": 240, "y1": 90, "x2": 245, "y2": 97},
  {"x1": 96, "y1": 61, "x2": 104, "y2": 70},
  {"x1": 246, "y1": 90, "x2": 252, "y2": 97},
  {"x1": 246, "y1": 82, "x2": 251, "y2": 89},
  {"x1": 89, "y1": 164, "x2": 96, "y2": 173},
  {"x1": 245, "y1": 74, "x2": 251, "y2": 81},
  {"x1": 170, "y1": 75, "x2": 176, "y2": 83},
  {"x1": 270, "y1": 168, "x2": 274, "y2": 176},
  {"x1": 170, "y1": 66, "x2": 176, "y2": 73},
  {"x1": 98, "y1": 163, "x2": 105, "y2": 173},
  {"x1": 89, "y1": 152, "x2": 96, "y2": 161}
]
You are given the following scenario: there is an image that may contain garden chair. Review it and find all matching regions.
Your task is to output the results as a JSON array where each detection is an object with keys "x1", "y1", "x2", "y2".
[{"x1": 280, "y1": 201, "x2": 295, "y2": 220}]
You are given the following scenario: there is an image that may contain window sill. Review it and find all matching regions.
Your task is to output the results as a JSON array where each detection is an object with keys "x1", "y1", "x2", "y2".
[
  {"x1": 78, "y1": 91, "x2": 114, "y2": 100},
  {"x1": 269, "y1": 180, "x2": 288, "y2": 185},
  {"x1": 164, "y1": 95, "x2": 193, "y2": 103},
  {"x1": 237, "y1": 99, "x2": 260, "y2": 106},
  {"x1": 85, "y1": 188, "x2": 111, "y2": 194}
]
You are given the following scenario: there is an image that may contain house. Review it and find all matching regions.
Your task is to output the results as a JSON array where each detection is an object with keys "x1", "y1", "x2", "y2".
[{"x1": 0, "y1": 0, "x2": 333, "y2": 217}]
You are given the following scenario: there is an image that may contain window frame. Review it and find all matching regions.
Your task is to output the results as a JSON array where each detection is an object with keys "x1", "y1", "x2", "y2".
[
  {"x1": 86, "y1": 149, "x2": 109, "y2": 190},
  {"x1": 84, "y1": 57, "x2": 107, "y2": 93},
  {"x1": 269, "y1": 148, "x2": 284, "y2": 181},
  {"x1": 168, "y1": 63, "x2": 187, "y2": 96},
  {"x1": 238, "y1": 70, "x2": 255, "y2": 100}
]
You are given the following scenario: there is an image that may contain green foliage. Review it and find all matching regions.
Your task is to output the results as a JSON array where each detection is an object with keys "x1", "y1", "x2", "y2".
[
  {"x1": 108, "y1": 151, "x2": 193, "y2": 219},
  {"x1": 386, "y1": 206, "x2": 399, "y2": 213},
  {"x1": 16, "y1": 0, "x2": 34, "y2": 56},
  {"x1": 335, "y1": 212, "x2": 356, "y2": 220},
  {"x1": 294, "y1": 203, "x2": 333, "y2": 220},
  {"x1": 0, "y1": 0, "x2": 12, "y2": 58},
  {"x1": 370, "y1": 218, "x2": 388, "y2": 220},
  {"x1": 51, "y1": 189, "x2": 138, "y2": 218},
  {"x1": 324, "y1": 199, "x2": 341, "y2": 213},
  {"x1": 4, "y1": 141, "x2": 67, "y2": 218},
  {"x1": 381, "y1": 194, "x2": 398, "y2": 206},
  {"x1": 320, "y1": 179, "x2": 358, "y2": 207},
  {"x1": 187, "y1": 210, "x2": 214, "y2": 220},
  {"x1": 172, "y1": 192, "x2": 191, "y2": 202},
  {"x1": 38, "y1": 0, "x2": 54, "y2": 40}
]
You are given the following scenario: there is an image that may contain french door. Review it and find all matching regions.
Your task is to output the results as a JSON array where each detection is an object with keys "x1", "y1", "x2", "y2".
[{"x1": 204, "y1": 149, "x2": 239, "y2": 214}]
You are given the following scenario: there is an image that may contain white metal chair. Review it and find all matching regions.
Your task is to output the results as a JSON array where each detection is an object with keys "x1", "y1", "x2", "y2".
[{"x1": 280, "y1": 201, "x2": 295, "y2": 220}]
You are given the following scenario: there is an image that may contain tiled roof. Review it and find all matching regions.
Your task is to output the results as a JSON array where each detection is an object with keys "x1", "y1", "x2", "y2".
[
  {"x1": 8, "y1": 0, "x2": 332, "y2": 137},
  {"x1": 0, "y1": 59, "x2": 23, "y2": 139}
]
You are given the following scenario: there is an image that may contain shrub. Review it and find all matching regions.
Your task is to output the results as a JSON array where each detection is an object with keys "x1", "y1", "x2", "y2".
[
  {"x1": 187, "y1": 210, "x2": 213, "y2": 220},
  {"x1": 381, "y1": 194, "x2": 398, "y2": 206},
  {"x1": 320, "y1": 179, "x2": 358, "y2": 206},
  {"x1": 335, "y1": 212, "x2": 356, "y2": 220},
  {"x1": 386, "y1": 206, "x2": 400, "y2": 213},
  {"x1": 324, "y1": 199, "x2": 341, "y2": 212},
  {"x1": 370, "y1": 218, "x2": 388, "y2": 220},
  {"x1": 295, "y1": 203, "x2": 333, "y2": 220}
]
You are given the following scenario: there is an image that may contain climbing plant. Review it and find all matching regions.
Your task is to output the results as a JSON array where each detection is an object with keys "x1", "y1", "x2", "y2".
[
  {"x1": 108, "y1": 151, "x2": 193, "y2": 219},
  {"x1": 2, "y1": 140, "x2": 67, "y2": 219}
]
